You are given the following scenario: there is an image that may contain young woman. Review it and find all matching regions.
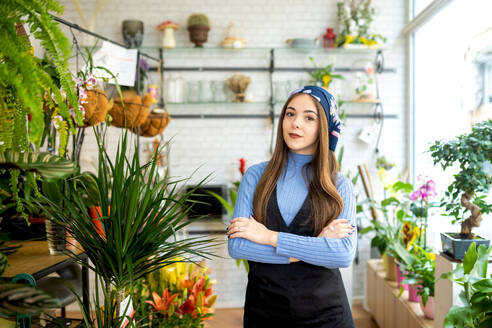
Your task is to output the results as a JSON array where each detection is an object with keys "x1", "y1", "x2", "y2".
[{"x1": 227, "y1": 86, "x2": 357, "y2": 327}]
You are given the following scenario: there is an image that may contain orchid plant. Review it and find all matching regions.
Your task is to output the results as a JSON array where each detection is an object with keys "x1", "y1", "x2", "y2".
[{"x1": 410, "y1": 176, "x2": 438, "y2": 250}]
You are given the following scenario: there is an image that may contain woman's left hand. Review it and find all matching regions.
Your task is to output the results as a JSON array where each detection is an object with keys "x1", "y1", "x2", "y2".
[{"x1": 227, "y1": 216, "x2": 278, "y2": 246}]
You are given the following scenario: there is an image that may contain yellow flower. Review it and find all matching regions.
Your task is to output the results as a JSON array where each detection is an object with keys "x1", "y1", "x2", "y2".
[
  {"x1": 344, "y1": 34, "x2": 355, "y2": 45},
  {"x1": 322, "y1": 75, "x2": 332, "y2": 87},
  {"x1": 402, "y1": 221, "x2": 421, "y2": 250}
]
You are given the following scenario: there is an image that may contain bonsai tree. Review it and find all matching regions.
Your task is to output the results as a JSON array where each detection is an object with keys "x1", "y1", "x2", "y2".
[{"x1": 429, "y1": 119, "x2": 492, "y2": 237}]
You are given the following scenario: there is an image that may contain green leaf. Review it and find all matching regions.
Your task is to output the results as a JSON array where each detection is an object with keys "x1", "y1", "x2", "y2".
[
  {"x1": 478, "y1": 317, "x2": 492, "y2": 328},
  {"x1": 381, "y1": 197, "x2": 399, "y2": 206},
  {"x1": 0, "y1": 151, "x2": 76, "y2": 180},
  {"x1": 444, "y1": 306, "x2": 474, "y2": 328},
  {"x1": 476, "y1": 245, "x2": 492, "y2": 278},
  {"x1": 464, "y1": 242, "x2": 478, "y2": 275},
  {"x1": 472, "y1": 279, "x2": 492, "y2": 293}
]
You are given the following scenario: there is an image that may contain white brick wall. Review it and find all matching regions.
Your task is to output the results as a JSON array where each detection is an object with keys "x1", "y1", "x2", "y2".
[{"x1": 57, "y1": 0, "x2": 408, "y2": 308}]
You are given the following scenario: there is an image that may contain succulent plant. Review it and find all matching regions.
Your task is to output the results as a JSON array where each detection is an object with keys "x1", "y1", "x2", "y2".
[{"x1": 187, "y1": 13, "x2": 210, "y2": 28}]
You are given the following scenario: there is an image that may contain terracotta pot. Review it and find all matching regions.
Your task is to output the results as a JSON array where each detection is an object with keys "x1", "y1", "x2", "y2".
[
  {"x1": 187, "y1": 25, "x2": 210, "y2": 47},
  {"x1": 419, "y1": 296, "x2": 434, "y2": 319},
  {"x1": 408, "y1": 284, "x2": 421, "y2": 302},
  {"x1": 383, "y1": 254, "x2": 397, "y2": 281}
]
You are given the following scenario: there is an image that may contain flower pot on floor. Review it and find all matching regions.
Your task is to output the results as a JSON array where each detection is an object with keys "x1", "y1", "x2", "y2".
[
  {"x1": 441, "y1": 232, "x2": 490, "y2": 260},
  {"x1": 419, "y1": 296, "x2": 434, "y2": 319}
]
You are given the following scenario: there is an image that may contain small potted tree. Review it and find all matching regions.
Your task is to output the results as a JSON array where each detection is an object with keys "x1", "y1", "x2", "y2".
[
  {"x1": 429, "y1": 119, "x2": 492, "y2": 260},
  {"x1": 186, "y1": 14, "x2": 210, "y2": 47}
]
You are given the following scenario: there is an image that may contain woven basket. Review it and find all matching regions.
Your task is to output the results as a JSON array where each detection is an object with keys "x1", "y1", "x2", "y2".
[
  {"x1": 133, "y1": 111, "x2": 171, "y2": 137},
  {"x1": 82, "y1": 88, "x2": 112, "y2": 127},
  {"x1": 109, "y1": 90, "x2": 152, "y2": 128}
]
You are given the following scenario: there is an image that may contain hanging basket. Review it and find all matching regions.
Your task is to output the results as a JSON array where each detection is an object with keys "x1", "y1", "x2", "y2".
[
  {"x1": 109, "y1": 90, "x2": 152, "y2": 128},
  {"x1": 132, "y1": 110, "x2": 171, "y2": 137},
  {"x1": 82, "y1": 88, "x2": 113, "y2": 127}
]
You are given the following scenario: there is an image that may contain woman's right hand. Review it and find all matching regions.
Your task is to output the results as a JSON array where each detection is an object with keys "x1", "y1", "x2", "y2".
[{"x1": 318, "y1": 219, "x2": 354, "y2": 239}]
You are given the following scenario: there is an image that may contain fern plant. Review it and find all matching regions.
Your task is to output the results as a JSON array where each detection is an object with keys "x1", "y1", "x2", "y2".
[{"x1": 0, "y1": 0, "x2": 83, "y2": 153}]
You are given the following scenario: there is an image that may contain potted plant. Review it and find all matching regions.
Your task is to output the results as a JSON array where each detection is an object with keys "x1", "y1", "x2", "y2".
[
  {"x1": 186, "y1": 14, "x2": 210, "y2": 47},
  {"x1": 37, "y1": 129, "x2": 217, "y2": 323},
  {"x1": 400, "y1": 247, "x2": 436, "y2": 319},
  {"x1": 334, "y1": 0, "x2": 386, "y2": 48},
  {"x1": 360, "y1": 180, "x2": 413, "y2": 280},
  {"x1": 308, "y1": 57, "x2": 344, "y2": 91},
  {"x1": 441, "y1": 242, "x2": 492, "y2": 328},
  {"x1": 429, "y1": 119, "x2": 492, "y2": 260}
]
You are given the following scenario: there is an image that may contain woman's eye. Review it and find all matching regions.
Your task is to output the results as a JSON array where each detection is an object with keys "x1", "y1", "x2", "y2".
[
  {"x1": 306, "y1": 116, "x2": 315, "y2": 121},
  {"x1": 286, "y1": 112, "x2": 294, "y2": 117}
]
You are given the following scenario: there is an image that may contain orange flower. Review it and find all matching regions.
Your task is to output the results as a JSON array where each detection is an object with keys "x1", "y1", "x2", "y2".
[{"x1": 145, "y1": 288, "x2": 178, "y2": 312}]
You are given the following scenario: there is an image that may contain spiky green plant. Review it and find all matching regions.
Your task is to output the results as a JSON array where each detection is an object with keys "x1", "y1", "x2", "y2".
[{"x1": 38, "y1": 129, "x2": 217, "y2": 321}]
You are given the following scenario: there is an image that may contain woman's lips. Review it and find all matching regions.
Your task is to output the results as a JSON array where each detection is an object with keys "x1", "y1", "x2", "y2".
[{"x1": 289, "y1": 133, "x2": 301, "y2": 139}]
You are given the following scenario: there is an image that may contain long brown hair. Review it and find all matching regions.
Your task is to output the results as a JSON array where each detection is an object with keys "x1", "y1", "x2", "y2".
[{"x1": 252, "y1": 93, "x2": 343, "y2": 236}]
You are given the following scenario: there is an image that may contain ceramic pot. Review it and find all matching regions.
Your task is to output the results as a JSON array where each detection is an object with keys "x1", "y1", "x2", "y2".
[
  {"x1": 408, "y1": 284, "x2": 421, "y2": 302},
  {"x1": 122, "y1": 20, "x2": 144, "y2": 48},
  {"x1": 383, "y1": 254, "x2": 396, "y2": 281},
  {"x1": 419, "y1": 296, "x2": 434, "y2": 319},
  {"x1": 187, "y1": 25, "x2": 209, "y2": 47},
  {"x1": 396, "y1": 264, "x2": 408, "y2": 290}
]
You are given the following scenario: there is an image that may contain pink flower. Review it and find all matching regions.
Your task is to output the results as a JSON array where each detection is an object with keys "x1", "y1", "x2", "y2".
[
  {"x1": 410, "y1": 190, "x2": 421, "y2": 201},
  {"x1": 412, "y1": 179, "x2": 437, "y2": 202}
]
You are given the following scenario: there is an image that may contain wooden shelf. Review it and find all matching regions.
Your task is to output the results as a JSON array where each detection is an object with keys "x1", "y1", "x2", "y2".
[{"x1": 366, "y1": 259, "x2": 434, "y2": 328}]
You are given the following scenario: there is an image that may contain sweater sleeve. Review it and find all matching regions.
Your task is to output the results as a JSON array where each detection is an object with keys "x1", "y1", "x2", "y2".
[
  {"x1": 275, "y1": 178, "x2": 357, "y2": 268},
  {"x1": 227, "y1": 163, "x2": 290, "y2": 264}
]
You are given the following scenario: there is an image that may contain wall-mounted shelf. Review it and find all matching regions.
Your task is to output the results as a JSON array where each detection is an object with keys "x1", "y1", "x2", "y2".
[{"x1": 167, "y1": 113, "x2": 398, "y2": 120}]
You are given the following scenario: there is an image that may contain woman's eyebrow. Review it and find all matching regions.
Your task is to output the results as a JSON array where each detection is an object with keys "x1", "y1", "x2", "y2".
[{"x1": 286, "y1": 106, "x2": 318, "y2": 116}]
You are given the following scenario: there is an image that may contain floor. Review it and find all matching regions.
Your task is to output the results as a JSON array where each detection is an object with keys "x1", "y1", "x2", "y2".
[{"x1": 66, "y1": 304, "x2": 378, "y2": 327}]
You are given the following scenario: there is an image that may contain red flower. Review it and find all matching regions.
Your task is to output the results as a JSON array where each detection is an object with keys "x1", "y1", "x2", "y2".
[
  {"x1": 239, "y1": 158, "x2": 246, "y2": 176},
  {"x1": 178, "y1": 297, "x2": 195, "y2": 316}
]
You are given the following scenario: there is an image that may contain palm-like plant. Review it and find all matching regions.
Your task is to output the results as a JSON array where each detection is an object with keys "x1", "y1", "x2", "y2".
[{"x1": 38, "y1": 130, "x2": 217, "y2": 320}]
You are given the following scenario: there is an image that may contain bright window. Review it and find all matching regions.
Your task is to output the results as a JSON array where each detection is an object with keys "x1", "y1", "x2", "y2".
[{"x1": 412, "y1": 0, "x2": 492, "y2": 247}]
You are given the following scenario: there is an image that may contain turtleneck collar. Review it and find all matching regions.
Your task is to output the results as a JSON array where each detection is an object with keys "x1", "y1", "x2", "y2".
[{"x1": 287, "y1": 150, "x2": 313, "y2": 168}]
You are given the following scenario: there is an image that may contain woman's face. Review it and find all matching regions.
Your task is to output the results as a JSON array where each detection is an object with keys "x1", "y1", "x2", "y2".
[{"x1": 282, "y1": 94, "x2": 320, "y2": 155}]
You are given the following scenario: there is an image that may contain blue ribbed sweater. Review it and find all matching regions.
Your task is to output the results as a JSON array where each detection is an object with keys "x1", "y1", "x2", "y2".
[{"x1": 228, "y1": 151, "x2": 357, "y2": 268}]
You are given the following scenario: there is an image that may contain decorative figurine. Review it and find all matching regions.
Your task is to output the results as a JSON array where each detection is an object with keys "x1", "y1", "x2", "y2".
[{"x1": 157, "y1": 20, "x2": 179, "y2": 49}]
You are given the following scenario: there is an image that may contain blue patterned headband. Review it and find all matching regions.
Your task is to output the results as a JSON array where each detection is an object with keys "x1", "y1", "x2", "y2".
[{"x1": 289, "y1": 86, "x2": 342, "y2": 151}]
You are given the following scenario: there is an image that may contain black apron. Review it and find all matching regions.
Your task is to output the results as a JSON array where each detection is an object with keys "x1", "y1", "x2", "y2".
[{"x1": 244, "y1": 187, "x2": 354, "y2": 328}]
